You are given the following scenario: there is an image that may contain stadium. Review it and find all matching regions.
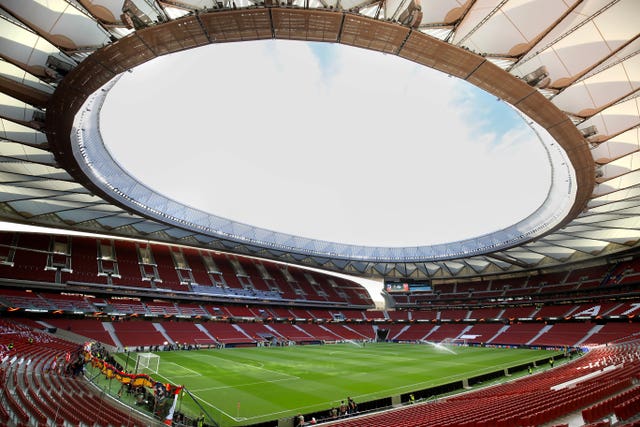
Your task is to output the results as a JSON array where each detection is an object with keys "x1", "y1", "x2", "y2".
[{"x1": 0, "y1": 0, "x2": 639, "y2": 426}]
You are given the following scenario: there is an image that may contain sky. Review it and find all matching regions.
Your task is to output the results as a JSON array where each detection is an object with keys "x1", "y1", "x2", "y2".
[{"x1": 100, "y1": 40, "x2": 551, "y2": 251}]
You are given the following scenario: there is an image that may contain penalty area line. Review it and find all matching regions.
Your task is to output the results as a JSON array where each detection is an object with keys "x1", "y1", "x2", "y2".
[
  {"x1": 163, "y1": 361, "x2": 202, "y2": 377},
  {"x1": 193, "y1": 352, "x2": 300, "y2": 380},
  {"x1": 152, "y1": 372, "x2": 244, "y2": 423},
  {"x1": 190, "y1": 376, "x2": 297, "y2": 392},
  {"x1": 188, "y1": 392, "x2": 241, "y2": 422}
]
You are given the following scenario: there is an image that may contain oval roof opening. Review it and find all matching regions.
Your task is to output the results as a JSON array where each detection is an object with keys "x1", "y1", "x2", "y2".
[{"x1": 100, "y1": 40, "x2": 552, "y2": 248}]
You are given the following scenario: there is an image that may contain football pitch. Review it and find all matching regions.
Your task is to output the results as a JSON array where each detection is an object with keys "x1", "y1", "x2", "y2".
[{"x1": 117, "y1": 343, "x2": 561, "y2": 426}]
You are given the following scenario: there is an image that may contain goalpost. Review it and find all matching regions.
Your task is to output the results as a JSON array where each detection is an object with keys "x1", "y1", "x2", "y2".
[{"x1": 136, "y1": 352, "x2": 160, "y2": 375}]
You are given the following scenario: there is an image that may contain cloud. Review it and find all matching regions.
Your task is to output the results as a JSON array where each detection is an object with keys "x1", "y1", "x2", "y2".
[{"x1": 101, "y1": 40, "x2": 550, "y2": 247}]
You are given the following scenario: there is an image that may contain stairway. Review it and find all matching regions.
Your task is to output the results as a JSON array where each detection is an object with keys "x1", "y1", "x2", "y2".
[
  {"x1": 101, "y1": 322, "x2": 124, "y2": 350},
  {"x1": 527, "y1": 324, "x2": 553, "y2": 346}
]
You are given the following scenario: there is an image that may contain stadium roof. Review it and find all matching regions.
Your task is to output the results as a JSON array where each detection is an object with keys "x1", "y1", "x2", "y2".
[{"x1": 0, "y1": 0, "x2": 638, "y2": 280}]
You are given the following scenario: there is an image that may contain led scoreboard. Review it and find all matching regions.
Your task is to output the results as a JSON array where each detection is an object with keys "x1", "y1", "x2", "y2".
[{"x1": 384, "y1": 280, "x2": 432, "y2": 293}]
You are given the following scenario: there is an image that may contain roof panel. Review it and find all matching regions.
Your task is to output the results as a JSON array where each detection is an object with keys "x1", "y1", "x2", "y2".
[
  {"x1": 0, "y1": 141, "x2": 55, "y2": 164},
  {"x1": 457, "y1": 0, "x2": 573, "y2": 56},
  {"x1": 76, "y1": 0, "x2": 125, "y2": 24},
  {"x1": 420, "y1": 0, "x2": 468, "y2": 25},
  {"x1": 565, "y1": 228, "x2": 640, "y2": 245},
  {"x1": 0, "y1": 118, "x2": 47, "y2": 145},
  {"x1": 593, "y1": 174, "x2": 640, "y2": 198},
  {"x1": 553, "y1": 57, "x2": 639, "y2": 116},
  {"x1": 0, "y1": 161, "x2": 71, "y2": 180},
  {"x1": 574, "y1": 212, "x2": 629, "y2": 224},
  {"x1": 598, "y1": 151, "x2": 640, "y2": 182},
  {"x1": 592, "y1": 216, "x2": 640, "y2": 230},
  {"x1": 461, "y1": 8, "x2": 526, "y2": 55},
  {"x1": 539, "y1": 236, "x2": 610, "y2": 254},
  {"x1": 3, "y1": 0, "x2": 111, "y2": 50},
  {"x1": 0, "y1": 183, "x2": 60, "y2": 201},
  {"x1": 8, "y1": 198, "x2": 89, "y2": 216},
  {"x1": 128, "y1": 220, "x2": 169, "y2": 234},
  {"x1": 0, "y1": 59, "x2": 54, "y2": 94},
  {"x1": 578, "y1": 37, "x2": 640, "y2": 83},
  {"x1": 580, "y1": 97, "x2": 640, "y2": 140},
  {"x1": 10, "y1": 178, "x2": 88, "y2": 193},
  {"x1": 588, "y1": 197, "x2": 640, "y2": 212},
  {"x1": 96, "y1": 215, "x2": 144, "y2": 228},
  {"x1": 0, "y1": 92, "x2": 41, "y2": 122},
  {"x1": 0, "y1": 1, "x2": 637, "y2": 278},
  {"x1": 0, "y1": 17, "x2": 72, "y2": 75},
  {"x1": 501, "y1": 249, "x2": 545, "y2": 264},
  {"x1": 511, "y1": 0, "x2": 639, "y2": 88},
  {"x1": 56, "y1": 208, "x2": 118, "y2": 224},
  {"x1": 591, "y1": 126, "x2": 639, "y2": 164},
  {"x1": 523, "y1": 242, "x2": 576, "y2": 260}
]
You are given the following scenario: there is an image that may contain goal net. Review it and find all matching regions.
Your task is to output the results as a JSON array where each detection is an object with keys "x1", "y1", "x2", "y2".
[{"x1": 136, "y1": 352, "x2": 160, "y2": 375}]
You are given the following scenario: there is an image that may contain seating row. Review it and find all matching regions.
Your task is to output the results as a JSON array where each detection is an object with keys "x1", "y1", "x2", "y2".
[{"x1": 0, "y1": 231, "x2": 373, "y2": 307}]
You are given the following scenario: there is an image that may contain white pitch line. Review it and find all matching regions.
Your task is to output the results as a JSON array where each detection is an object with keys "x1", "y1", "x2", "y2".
[
  {"x1": 191, "y1": 352, "x2": 300, "y2": 380},
  {"x1": 189, "y1": 389, "x2": 339, "y2": 423},
  {"x1": 180, "y1": 349, "x2": 552, "y2": 423},
  {"x1": 163, "y1": 361, "x2": 202, "y2": 377},
  {"x1": 190, "y1": 376, "x2": 295, "y2": 392},
  {"x1": 189, "y1": 392, "x2": 238, "y2": 421},
  {"x1": 151, "y1": 371, "x2": 178, "y2": 385}
]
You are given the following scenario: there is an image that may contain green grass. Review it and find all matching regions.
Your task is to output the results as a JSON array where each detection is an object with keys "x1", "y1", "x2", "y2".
[{"x1": 107, "y1": 343, "x2": 560, "y2": 426}]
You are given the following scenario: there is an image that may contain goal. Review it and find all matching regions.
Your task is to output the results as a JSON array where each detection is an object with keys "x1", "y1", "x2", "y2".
[{"x1": 136, "y1": 352, "x2": 160, "y2": 374}]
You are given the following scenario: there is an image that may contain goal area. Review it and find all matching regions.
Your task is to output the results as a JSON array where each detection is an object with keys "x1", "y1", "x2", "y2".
[{"x1": 136, "y1": 352, "x2": 160, "y2": 374}]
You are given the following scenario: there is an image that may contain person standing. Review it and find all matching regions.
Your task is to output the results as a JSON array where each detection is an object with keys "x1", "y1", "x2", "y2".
[
  {"x1": 347, "y1": 397, "x2": 357, "y2": 414},
  {"x1": 339, "y1": 401, "x2": 347, "y2": 417}
]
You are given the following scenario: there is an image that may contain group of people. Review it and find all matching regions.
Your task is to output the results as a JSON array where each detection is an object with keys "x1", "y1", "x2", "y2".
[
  {"x1": 129, "y1": 342, "x2": 202, "y2": 353},
  {"x1": 58, "y1": 347, "x2": 86, "y2": 376},
  {"x1": 295, "y1": 396, "x2": 358, "y2": 426}
]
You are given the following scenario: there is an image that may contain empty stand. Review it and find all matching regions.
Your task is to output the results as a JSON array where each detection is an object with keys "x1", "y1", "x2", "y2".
[
  {"x1": 0, "y1": 231, "x2": 372, "y2": 308},
  {"x1": 46, "y1": 318, "x2": 116, "y2": 346},
  {"x1": 535, "y1": 304, "x2": 578, "y2": 319},
  {"x1": 439, "y1": 308, "x2": 470, "y2": 321},
  {"x1": 425, "y1": 324, "x2": 468, "y2": 342},
  {"x1": 238, "y1": 322, "x2": 285, "y2": 342},
  {"x1": 0, "y1": 319, "x2": 150, "y2": 426},
  {"x1": 393, "y1": 324, "x2": 435, "y2": 341},
  {"x1": 145, "y1": 300, "x2": 180, "y2": 316},
  {"x1": 200, "y1": 322, "x2": 253, "y2": 345},
  {"x1": 110, "y1": 321, "x2": 166, "y2": 347},
  {"x1": 491, "y1": 323, "x2": 546, "y2": 346},
  {"x1": 410, "y1": 310, "x2": 438, "y2": 321},
  {"x1": 530, "y1": 322, "x2": 595, "y2": 347},
  {"x1": 583, "y1": 322, "x2": 640, "y2": 346},
  {"x1": 161, "y1": 321, "x2": 214, "y2": 345},
  {"x1": 323, "y1": 344, "x2": 640, "y2": 427},
  {"x1": 323, "y1": 323, "x2": 372, "y2": 340},
  {"x1": 501, "y1": 306, "x2": 538, "y2": 319},
  {"x1": 296, "y1": 323, "x2": 342, "y2": 341},
  {"x1": 267, "y1": 323, "x2": 314, "y2": 342},
  {"x1": 151, "y1": 243, "x2": 183, "y2": 291},
  {"x1": 461, "y1": 323, "x2": 505, "y2": 345}
]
